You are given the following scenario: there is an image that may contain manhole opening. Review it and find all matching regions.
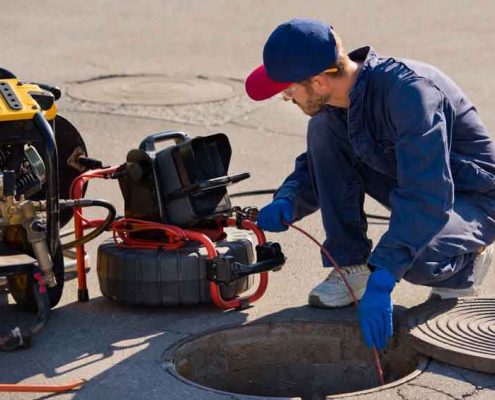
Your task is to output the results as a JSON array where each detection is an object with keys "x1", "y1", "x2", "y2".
[{"x1": 167, "y1": 320, "x2": 426, "y2": 399}]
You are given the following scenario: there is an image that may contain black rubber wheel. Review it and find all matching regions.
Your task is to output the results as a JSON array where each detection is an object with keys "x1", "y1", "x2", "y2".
[
  {"x1": 7, "y1": 243, "x2": 65, "y2": 312},
  {"x1": 97, "y1": 229, "x2": 255, "y2": 306}
]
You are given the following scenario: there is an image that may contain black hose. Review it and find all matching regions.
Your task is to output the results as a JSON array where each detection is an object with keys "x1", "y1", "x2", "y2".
[
  {"x1": 229, "y1": 189, "x2": 278, "y2": 198},
  {"x1": 230, "y1": 189, "x2": 391, "y2": 221},
  {"x1": 0, "y1": 278, "x2": 50, "y2": 351},
  {"x1": 33, "y1": 112, "x2": 60, "y2": 259},
  {"x1": 363, "y1": 213, "x2": 391, "y2": 221},
  {"x1": 60, "y1": 199, "x2": 116, "y2": 249}
]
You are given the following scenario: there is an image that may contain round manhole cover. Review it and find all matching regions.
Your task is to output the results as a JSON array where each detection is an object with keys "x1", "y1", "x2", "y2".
[
  {"x1": 407, "y1": 297, "x2": 495, "y2": 373},
  {"x1": 164, "y1": 320, "x2": 427, "y2": 399},
  {"x1": 67, "y1": 75, "x2": 242, "y2": 106}
]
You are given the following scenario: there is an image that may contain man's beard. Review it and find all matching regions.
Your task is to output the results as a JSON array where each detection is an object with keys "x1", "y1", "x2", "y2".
[
  {"x1": 295, "y1": 86, "x2": 331, "y2": 116},
  {"x1": 304, "y1": 93, "x2": 331, "y2": 116}
]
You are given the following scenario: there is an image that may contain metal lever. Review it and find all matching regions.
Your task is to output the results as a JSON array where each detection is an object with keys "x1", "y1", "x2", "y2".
[{"x1": 207, "y1": 242, "x2": 285, "y2": 284}]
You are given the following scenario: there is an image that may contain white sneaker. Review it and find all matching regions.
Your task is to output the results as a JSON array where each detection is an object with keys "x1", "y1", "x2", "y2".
[
  {"x1": 308, "y1": 264, "x2": 370, "y2": 308},
  {"x1": 429, "y1": 244, "x2": 494, "y2": 299}
]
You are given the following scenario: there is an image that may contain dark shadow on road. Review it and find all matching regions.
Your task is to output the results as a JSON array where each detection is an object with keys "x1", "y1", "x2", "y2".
[{"x1": 0, "y1": 294, "x2": 249, "y2": 399}]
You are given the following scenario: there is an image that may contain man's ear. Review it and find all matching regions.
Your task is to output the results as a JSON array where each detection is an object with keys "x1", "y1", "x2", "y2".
[
  {"x1": 312, "y1": 75, "x2": 325, "y2": 87},
  {"x1": 312, "y1": 75, "x2": 330, "y2": 93}
]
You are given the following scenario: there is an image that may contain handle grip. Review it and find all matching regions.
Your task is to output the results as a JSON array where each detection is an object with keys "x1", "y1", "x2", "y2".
[
  {"x1": 0, "y1": 68, "x2": 16, "y2": 79},
  {"x1": 34, "y1": 83, "x2": 62, "y2": 100},
  {"x1": 207, "y1": 242, "x2": 285, "y2": 284},
  {"x1": 166, "y1": 172, "x2": 250, "y2": 201},
  {"x1": 139, "y1": 131, "x2": 189, "y2": 153}
]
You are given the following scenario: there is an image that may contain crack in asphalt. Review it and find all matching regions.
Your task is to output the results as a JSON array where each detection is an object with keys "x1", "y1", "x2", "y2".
[
  {"x1": 405, "y1": 383, "x2": 463, "y2": 400},
  {"x1": 461, "y1": 389, "x2": 480, "y2": 400},
  {"x1": 462, "y1": 385, "x2": 495, "y2": 400},
  {"x1": 60, "y1": 105, "x2": 307, "y2": 139},
  {"x1": 397, "y1": 387, "x2": 409, "y2": 400},
  {"x1": 440, "y1": 363, "x2": 495, "y2": 393}
]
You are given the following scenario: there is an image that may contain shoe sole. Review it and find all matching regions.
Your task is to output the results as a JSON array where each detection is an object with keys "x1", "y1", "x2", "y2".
[
  {"x1": 308, "y1": 295, "x2": 355, "y2": 308},
  {"x1": 429, "y1": 287, "x2": 477, "y2": 300},
  {"x1": 308, "y1": 288, "x2": 365, "y2": 308}
]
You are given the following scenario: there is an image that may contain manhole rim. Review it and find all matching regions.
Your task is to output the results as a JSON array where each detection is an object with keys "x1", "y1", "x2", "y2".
[
  {"x1": 65, "y1": 73, "x2": 244, "y2": 107},
  {"x1": 163, "y1": 319, "x2": 430, "y2": 400}
]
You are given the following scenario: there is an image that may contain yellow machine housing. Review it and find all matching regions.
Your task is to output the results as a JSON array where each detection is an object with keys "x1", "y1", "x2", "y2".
[{"x1": 0, "y1": 79, "x2": 57, "y2": 122}]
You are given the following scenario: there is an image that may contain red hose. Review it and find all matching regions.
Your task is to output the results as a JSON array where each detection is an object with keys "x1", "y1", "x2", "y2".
[
  {"x1": 284, "y1": 222, "x2": 385, "y2": 386},
  {"x1": 286, "y1": 223, "x2": 358, "y2": 305}
]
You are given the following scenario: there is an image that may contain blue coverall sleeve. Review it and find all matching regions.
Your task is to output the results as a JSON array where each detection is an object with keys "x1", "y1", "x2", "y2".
[
  {"x1": 368, "y1": 78, "x2": 455, "y2": 280},
  {"x1": 274, "y1": 152, "x2": 319, "y2": 221}
]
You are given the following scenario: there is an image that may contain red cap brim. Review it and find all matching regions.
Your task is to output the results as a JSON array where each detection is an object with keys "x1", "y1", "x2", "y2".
[{"x1": 245, "y1": 65, "x2": 292, "y2": 101}]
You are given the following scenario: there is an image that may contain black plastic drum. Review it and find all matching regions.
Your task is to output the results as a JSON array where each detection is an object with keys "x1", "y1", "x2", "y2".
[{"x1": 97, "y1": 229, "x2": 255, "y2": 306}]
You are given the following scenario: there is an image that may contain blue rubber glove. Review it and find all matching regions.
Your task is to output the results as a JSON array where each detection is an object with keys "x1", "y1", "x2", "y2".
[
  {"x1": 256, "y1": 198, "x2": 293, "y2": 232},
  {"x1": 358, "y1": 267, "x2": 396, "y2": 350}
]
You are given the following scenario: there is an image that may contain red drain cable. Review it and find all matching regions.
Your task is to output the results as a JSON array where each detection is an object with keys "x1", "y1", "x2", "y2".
[
  {"x1": 110, "y1": 218, "x2": 188, "y2": 250},
  {"x1": 284, "y1": 222, "x2": 385, "y2": 386},
  {"x1": 79, "y1": 214, "x2": 386, "y2": 384}
]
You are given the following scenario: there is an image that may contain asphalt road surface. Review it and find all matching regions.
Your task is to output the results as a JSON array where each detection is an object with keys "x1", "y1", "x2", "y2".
[{"x1": 1, "y1": 1, "x2": 494, "y2": 399}]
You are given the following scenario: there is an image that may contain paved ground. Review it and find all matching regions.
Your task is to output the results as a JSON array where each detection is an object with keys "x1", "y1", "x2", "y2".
[{"x1": 1, "y1": 1, "x2": 494, "y2": 399}]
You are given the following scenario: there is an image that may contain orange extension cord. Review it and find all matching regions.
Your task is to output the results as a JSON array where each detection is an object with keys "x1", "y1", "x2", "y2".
[
  {"x1": 0, "y1": 380, "x2": 85, "y2": 393},
  {"x1": 285, "y1": 222, "x2": 385, "y2": 386}
]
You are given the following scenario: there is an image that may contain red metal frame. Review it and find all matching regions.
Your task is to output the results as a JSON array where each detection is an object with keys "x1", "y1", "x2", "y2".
[
  {"x1": 190, "y1": 218, "x2": 269, "y2": 310},
  {"x1": 70, "y1": 166, "x2": 118, "y2": 296},
  {"x1": 70, "y1": 169, "x2": 269, "y2": 310}
]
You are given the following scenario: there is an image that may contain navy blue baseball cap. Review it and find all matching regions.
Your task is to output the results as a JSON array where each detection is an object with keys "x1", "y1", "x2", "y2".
[{"x1": 246, "y1": 18, "x2": 338, "y2": 101}]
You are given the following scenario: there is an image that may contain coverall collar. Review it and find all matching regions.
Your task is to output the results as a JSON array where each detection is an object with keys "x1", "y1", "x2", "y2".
[
  {"x1": 345, "y1": 46, "x2": 380, "y2": 163},
  {"x1": 348, "y1": 46, "x2": 379, "y2": 105}
]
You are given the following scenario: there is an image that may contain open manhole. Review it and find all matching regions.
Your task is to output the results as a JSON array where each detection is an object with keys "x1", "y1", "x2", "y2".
[
  {"x1": 164, "y1": 320, "x2": 428, "y2": 399},
  {"x1": 67, "y1": 74, "x2": 242, "y2": 106}
]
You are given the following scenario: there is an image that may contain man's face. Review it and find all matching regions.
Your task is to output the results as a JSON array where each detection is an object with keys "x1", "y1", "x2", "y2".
[{"x1": 283, "y1": 79, "x2": 331, "y2": 116}]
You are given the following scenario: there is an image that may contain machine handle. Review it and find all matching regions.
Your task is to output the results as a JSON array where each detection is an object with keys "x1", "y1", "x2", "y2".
[
  {"x1": 139, "y1": 131, "x2": 189, "y2": 153},
  {"x1": 33, "y1": 83, "x2": 62, "y2": 101},
  {"x1": 166, "y1": 172, "x2": 250, "y2": 201},
  {"x1": 230, "y1": 257, "x2": 284, "y2": 278},
  {"x1": 0, "y1": 68, "x2": 16, "y2": 79},
  {"x1": 207, "y1": 242, "x2": 285, "y2": 284}
]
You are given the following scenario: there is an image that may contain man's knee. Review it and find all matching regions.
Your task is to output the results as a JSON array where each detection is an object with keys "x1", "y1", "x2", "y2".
[
  {"x1": 402, "y1": 267, "x2": 438, "y2": 286},
  {"x1": 402, "y1": 252, "x2": 475, "y2": 287}
]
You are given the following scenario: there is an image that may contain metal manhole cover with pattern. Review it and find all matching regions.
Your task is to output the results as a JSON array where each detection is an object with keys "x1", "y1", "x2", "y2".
[
  {"x1": 406, "y1": 297, "x2": 495, "y2": 373},
  {"x1": 67, "y1": 74, "x2": 242, "y2": 106}
]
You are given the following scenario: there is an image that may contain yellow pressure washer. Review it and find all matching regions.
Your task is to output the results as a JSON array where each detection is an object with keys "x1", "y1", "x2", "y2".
[{"x1": 0, "y1": 68, "x2": 100, "y2": 350}]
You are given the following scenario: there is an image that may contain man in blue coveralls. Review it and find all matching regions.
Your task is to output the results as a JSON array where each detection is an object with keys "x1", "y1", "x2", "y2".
[{"x1": 245, "y1": 18, "x2": 495, "y2": 350}]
